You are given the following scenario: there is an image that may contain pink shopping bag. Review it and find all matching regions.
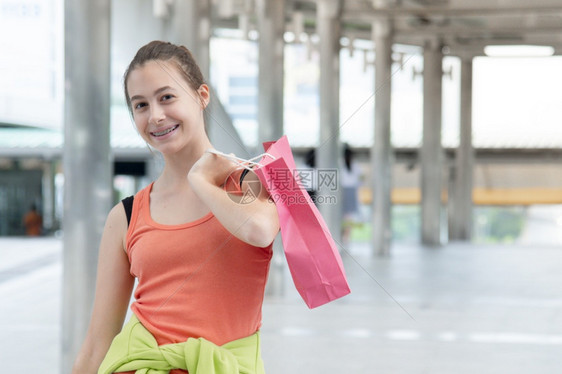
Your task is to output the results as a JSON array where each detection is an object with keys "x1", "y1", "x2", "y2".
[{"x1": 254, "y1": 136, "x2": 351, "y2": 308}]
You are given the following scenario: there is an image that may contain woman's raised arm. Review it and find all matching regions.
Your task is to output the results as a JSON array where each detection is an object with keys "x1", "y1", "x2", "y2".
[{"x1": 188, "y1": 151, "x2": 280, "y2": 248}]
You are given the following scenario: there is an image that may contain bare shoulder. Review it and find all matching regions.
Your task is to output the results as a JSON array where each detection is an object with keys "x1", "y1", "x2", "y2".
[
  {"x1": 105, "y1": 201, "x2": 128, "y2": 230},
  {"x1": 103, "y1": 201, "x2": 129, "y2": 252}
]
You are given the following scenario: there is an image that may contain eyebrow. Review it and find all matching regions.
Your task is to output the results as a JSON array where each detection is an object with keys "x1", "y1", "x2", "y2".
[{"x1": 130, "y1": 86, "x2": 175, "y2": 102}]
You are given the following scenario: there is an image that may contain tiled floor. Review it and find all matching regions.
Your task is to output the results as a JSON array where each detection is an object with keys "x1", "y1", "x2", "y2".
[{"x1": 1, "y1": 237, "x2": 561, "y2": 373}]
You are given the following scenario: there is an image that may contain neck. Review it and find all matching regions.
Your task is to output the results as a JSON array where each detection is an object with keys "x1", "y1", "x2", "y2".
[{"x1": 157, "y1": 135, "x2": 213, "y2": 189}]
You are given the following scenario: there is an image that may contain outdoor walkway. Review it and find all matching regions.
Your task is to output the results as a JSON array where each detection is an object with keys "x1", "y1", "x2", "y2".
[{"x1": 1, "y1": 236, "x2": 561, "y2": 373}]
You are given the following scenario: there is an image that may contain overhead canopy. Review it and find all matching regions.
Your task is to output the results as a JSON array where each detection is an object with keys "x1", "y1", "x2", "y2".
[{"x1": 214, "y1": 0, "x2": 562, "y2": 56}]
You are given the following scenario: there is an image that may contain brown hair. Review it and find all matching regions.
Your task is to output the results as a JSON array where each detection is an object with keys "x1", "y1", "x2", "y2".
[{"x1": 123, "y1": 41, "x2": 206, "y2": 112}]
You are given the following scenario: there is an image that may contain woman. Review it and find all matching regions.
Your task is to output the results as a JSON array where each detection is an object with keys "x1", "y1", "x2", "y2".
[{"x1": 72, "y1": 41, "x2": 279, "y2": 374}]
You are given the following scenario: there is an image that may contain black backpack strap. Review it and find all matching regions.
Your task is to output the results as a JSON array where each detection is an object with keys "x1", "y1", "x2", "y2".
[{"x1": 121, "y1": 195, "x2": 134, "y2": 227}]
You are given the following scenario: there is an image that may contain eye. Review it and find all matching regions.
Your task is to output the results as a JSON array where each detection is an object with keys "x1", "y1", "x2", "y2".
[
  {"x1": 161, "y1": 94, "x2": 174, "y2": 102},
  {"x1": 133, "y1": 102, "x2": 147, "y2": 110}
]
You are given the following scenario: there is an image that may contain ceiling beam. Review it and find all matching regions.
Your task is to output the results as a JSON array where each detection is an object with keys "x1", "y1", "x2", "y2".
[
  {"x1": 394, "y1": 25, "x2": 562, "y2": 38},
  {"x1": 343, "y1": 5, "x2": 562, "y2": 19}
]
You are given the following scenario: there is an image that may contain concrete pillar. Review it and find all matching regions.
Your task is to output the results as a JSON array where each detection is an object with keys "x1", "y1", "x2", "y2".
[
  {"x1": 371, "y1": 17, "x2": 393, "y2": 256},
  {"x1": 257, "y1": 0, "x2": 285, "y2": 144},
  {"x1": 255, "y1": 1, "x2": 286, "y2": 300},
  {"x1": 42, "y1": 160, "x2": 56, "y2": 233},
  {"x1": 421, "y1": 39, "x2": 444, "y2": 246},
  {"x1": 166, "y1": 0, "x2": 211, "y2": 79},
  {"x1": 316, "y1": 0, "x2": 342, "y2": 243},
  {"x1": 62, "y1": 1, "x2": 112, "y2": 372},
  {"x1": 450, "y1": 57, "x2": 474, "y2": 241}
]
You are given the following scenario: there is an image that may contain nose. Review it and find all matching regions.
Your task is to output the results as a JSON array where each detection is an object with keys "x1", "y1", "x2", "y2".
[{"x1": 148, "y1": 104, "x2": 165, "y2": 125}]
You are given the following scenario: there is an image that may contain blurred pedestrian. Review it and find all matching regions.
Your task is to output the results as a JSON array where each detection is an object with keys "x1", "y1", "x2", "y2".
[
  {"x1": 23, "y1": 204, "x2": 42, "y2": 236},
  {"x1": 341, "y1": 144, "x2": 361, "y2": 245},
  {"x1": 303, "y1": 148, "x2": 317, "y2": 203}
]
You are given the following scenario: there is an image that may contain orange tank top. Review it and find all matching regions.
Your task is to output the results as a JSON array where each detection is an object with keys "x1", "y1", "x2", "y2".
[{"x1": 126, "y1": 182, "x2": 273, "y2": 351}]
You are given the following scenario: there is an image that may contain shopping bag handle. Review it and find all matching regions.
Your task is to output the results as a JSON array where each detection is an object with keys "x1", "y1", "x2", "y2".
[{"x1": 206, "y1": 149, "x2": 276, "y2": 171}]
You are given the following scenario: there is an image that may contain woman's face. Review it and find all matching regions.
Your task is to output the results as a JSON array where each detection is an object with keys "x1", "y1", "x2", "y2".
[{"x1": 126, "y1": 60, "x2": 209, "y2": 155}]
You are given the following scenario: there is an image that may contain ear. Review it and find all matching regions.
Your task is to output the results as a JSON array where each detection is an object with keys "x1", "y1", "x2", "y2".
[{"x1": 197, "y1": 84, "x2": 210, "y2": 109}]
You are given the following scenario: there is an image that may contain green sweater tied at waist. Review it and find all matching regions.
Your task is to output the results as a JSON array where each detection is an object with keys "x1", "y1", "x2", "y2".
[{"x1": 98, "y1": 315, "x2": 265, "y2": 374}]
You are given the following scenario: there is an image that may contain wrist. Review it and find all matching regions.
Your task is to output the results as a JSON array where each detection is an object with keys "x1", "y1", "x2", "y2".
[{"x1": 188, "y1": 169, "x2": 219, "y2": 189}]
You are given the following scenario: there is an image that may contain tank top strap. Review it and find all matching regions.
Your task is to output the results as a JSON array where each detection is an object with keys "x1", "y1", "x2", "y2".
[{"x1": 125, "y1": 183, "x2": 152, "y2": 253}]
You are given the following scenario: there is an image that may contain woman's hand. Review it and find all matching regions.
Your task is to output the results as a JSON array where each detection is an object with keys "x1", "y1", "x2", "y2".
[{"x1": 188, "y1": 150, "x2": 239, "y2": 187}]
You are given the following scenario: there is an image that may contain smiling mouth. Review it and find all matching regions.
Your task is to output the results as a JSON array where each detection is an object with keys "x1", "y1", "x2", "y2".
[{"x1": 151, "y1": 125, "x2": 179, "y2": 137}]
